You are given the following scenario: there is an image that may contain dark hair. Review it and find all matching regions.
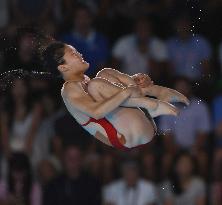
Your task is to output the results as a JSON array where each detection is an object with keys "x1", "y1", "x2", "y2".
[
  {"x1": 7, "y1": 152, "x2": 32, "y2": 205},
  {"x1": 169, "y1": 150, "x2": 198, "y2": 195},
  {"x1": 41, "y1": 41, "x2": 66, "y2": 77}
]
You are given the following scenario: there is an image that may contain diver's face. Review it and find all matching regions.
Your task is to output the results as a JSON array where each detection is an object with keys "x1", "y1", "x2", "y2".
[{"x1": 62, "y1": 45, "x2": 89, "y2": 73}]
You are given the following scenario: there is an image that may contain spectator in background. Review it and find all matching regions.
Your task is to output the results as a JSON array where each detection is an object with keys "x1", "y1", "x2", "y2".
[
  {"x1": 37, "y1": 159, "x2": 57, "y2": 187},
  {"x1": 61, "y1": 4, "x2": 109, "y2": 77},
  {"x1": 167, "y1": 14, "x2": 212, "y2": 81},
  {"x1": 141, "y1": 151, "x2": 157, "y2": 183},
  {"x1": 10, "y1": 0, "x2": 53, "y2": 25},
  {"x1": 112, "y1": 16, "x2": 168, "y2": 84},
  {"x1": 84, "y1": 152, "x2": 102, "y2": 181},
  {"x1": 0, "y1": 0, "x2": 9, "y2": 29},
  {"x1": 0, "y1": 152, "x2": 42, "y2": 205},
  {"x1": 30, "y1": 91, "x2": 62, "y2": 171},
  {"x1": 3, "y1": 31, "x2": 42, "y2": 72},
  {"x1": 212, "y1": 80, "x2": 222, "y2": 147},
  {"x1": 219, "y1": 43, "x2": 222, "y2": 75},
  {"x1": 43, "y1": 145, "x2": 101, "y2": 205},
  {"x1": 210, "y1": 148, "x2": 222, "y2": 205},
  {"x1": 160, "y1": 150, "x2": 206, "y2": 205},
  {"x1": 103, "y1": 160, "x2": 157, "y2": 205},
  {"x1": 0, "y1": 78, "x2": 42, "y2": 157},
  {"x1": 53, "y1": 106, "x2": 91, "y2": 153},
  {"x1": 100, "y1": 152, "x2": 119, "y2": 185},
  {"x1": 159, "y1": 76, "x2": 211, "y2": 152}
]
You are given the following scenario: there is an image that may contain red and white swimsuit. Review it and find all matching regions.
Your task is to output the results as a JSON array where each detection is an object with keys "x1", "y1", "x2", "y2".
[
  {"x1": 81, "y1": 117, "x2": 147, "y2": 151},
  {"x1": 62, "y1": 77, "x2": 149, "y2": 151}
]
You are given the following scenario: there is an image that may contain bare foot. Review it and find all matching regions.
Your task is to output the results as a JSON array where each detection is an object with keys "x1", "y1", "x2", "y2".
[
  {"x1": 159, "y1": 89, "x2": 190, "y2": 106},
  {"x1": 150, "y1": 101, "x2": 179, "y2": 118}
]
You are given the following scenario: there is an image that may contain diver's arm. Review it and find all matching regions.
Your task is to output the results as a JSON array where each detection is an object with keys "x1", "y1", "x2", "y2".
[
  {"x1": 97, "y1": 68, "x2": 153, "y2": 90},
  {"x1": 96, "y1": 68, "x2": 137, "y2": 86},
  {"x1": 66, "y1": 87, "x2": 135, "y2": 120}
]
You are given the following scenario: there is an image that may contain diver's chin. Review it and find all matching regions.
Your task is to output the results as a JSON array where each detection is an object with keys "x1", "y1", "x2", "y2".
[{"x1": 84, "y1": 62, "x2": 90, "y2": 70}]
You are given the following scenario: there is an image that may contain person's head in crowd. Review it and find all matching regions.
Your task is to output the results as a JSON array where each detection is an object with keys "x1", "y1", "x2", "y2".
[
  {"x1": 169, "y1": 150, "x2": 198, "y2": 195},
  {"x1": 212, "y1": 148, "x2": 222, "y2": 182},
  {"x1": 174, "y1": 14, "x2": 192, "y2": 40},
  {"x1": 40, "y1": 92, "x2": 57, "y2": 116},
  {"x1": 3, "y1": 77, "x2": 32, "y2": 126},
  {"x1": 11, "y1": 77, "x2": 29, "y2": 100},
  {"x1": 63, "y1": 144, "x2": 82, "y2": 178},
  {"x1": 174, "y1": 76, "x2": 193, "y2": 98},
  {"x1": 17, "y1": 32, "x2": 35, "y2": 64},
  {"x1": 7, "y1": 152, "x2": 32, "y2": 204},
  {"x1": 141, "y1": 151, "x2": 157, "y2": 181},
  {"x1": 84, "y1": 153, "x2": 101, "y2": 178},
  {"x1": 161, "y1": 153, "x2": 174, "y2": 181},
  {"x1": 121, "y1": 160, "x2": 140, "y2": 187},
  {"x1": 134, "y1": 16, "x2": 152, "y2": 42},
  {"x1": 37, "y1": 159, "x2": 57, "y2": 186},
  {"x1": 215, "y1": 122, "x2": 222, "y2": 142},
  {"x1": 73, "y1": 4, "x2": 93, "y2": 36}
]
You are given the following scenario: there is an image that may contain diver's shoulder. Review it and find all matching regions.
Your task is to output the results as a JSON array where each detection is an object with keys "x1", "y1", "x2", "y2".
[{"x1": 62, "y1": 81, "x2": 84, "y2": 98}]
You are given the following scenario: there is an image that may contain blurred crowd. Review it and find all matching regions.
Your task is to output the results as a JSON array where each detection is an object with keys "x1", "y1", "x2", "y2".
[{"x1": 0, "y1": 0, "x2": 222, "y2": 205}]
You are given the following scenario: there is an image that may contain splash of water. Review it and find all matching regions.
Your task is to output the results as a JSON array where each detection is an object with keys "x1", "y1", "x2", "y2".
[{"x1": 0, "y1": 69, "x2": 53, "y2": 92}]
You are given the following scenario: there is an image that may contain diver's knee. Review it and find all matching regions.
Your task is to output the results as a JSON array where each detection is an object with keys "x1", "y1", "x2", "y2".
[
  {"x1": 96, "y1": 68, "x2": 112, "y2": 78},
  {"x1": 88, "y1": 78, "x2": 106, "y2": 90}
]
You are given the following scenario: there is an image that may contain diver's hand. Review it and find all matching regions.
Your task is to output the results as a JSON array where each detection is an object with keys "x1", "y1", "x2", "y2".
[
  {"x1": 133, "y1": 73, "x2": 153, "y2": 88},
  {"x1": 126, "y1": 84, "x2": 142, "y2": 97}
]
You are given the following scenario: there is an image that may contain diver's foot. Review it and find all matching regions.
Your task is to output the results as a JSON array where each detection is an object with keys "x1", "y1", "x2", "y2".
[
  {"x1": 159, "y1": 89, "x2": 190, "y2": 106},
  {"x1": 150, "y1": 101, "x2": 179, "y2": 118}
]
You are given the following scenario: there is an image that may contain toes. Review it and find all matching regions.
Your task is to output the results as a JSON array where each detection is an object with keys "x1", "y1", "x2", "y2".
[
  {"x1": 183, "y1": 96, "x2": 190, "y2": 106},
  {"x1": 170, "y1": 93, "x2": 190, "y2": 106},
  {"x1": 168, "y1": 103, "x2": 179, "y2": 116}
]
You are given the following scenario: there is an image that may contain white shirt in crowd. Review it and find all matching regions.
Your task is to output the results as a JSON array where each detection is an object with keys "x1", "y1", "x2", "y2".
[
  {"x1": 159, "y1": 177, "x2": 206, "y2": 205},
  {"x1": 103, "y1": 179, "x2": 157, "y2": 205},
  {"x1": 112, "y1": 34, "x2": 168, "y2": 75},
  {"x1": 159, "y1": 97, "x2": 211, "y2": 148}
]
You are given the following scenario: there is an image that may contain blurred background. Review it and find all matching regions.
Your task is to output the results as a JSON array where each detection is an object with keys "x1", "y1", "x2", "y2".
[{"x1": 0, "y1": 0, "x2": 222, "y2": 204}]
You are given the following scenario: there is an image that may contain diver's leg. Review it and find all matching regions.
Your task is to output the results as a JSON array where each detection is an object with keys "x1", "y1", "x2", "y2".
[
  {"x1": 88, "y1": 78, "x2": 178, "y2": 117},
  {"x1": 96, "y1": 68, "x2": 189, "y2": 105},
  {"x1": 141, "y1": 85, "x2": 190, "y2": 105}
]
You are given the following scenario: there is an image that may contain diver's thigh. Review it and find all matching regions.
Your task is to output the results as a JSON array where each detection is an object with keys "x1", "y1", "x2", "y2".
[
  {"x1": 106, "y1": 107, "x2": 155, "y2": 145},
  {"x1": 88, "y1": 77, "x2": 123, "y2": 99}
]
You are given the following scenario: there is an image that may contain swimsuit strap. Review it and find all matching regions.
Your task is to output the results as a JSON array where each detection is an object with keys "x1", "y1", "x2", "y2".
[{"x1": 81, "y1": 117, "x2": 129, "y2": 151}]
